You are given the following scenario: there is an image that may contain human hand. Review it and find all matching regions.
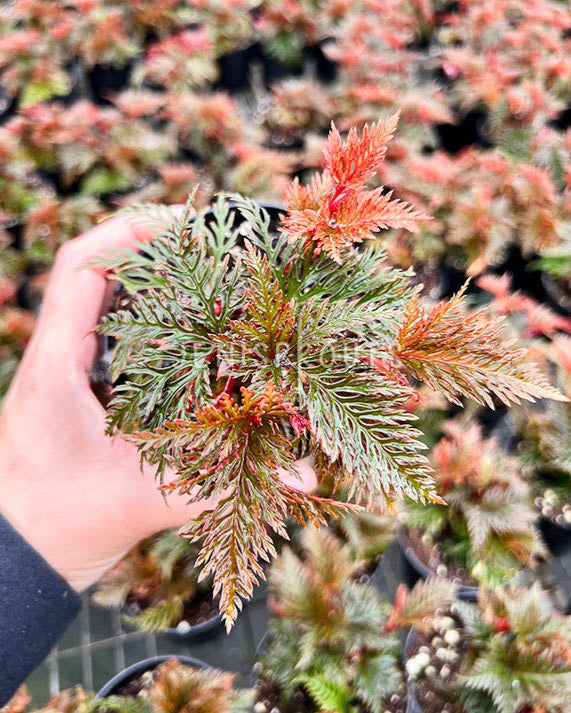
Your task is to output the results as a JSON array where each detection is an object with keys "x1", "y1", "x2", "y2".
[{"x1": 0, "y1": 214, "x2": 317, "y2": 592}]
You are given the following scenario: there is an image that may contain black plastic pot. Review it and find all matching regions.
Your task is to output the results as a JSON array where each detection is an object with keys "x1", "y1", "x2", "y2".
[
  {"x1": 0, "y1": 85, "x2": 15, "y2": 125},
  {"x1": 396, "y1": 529, "x2": 478, "y2": 601},
  {"x1": 482, "y1": 408, "x2": 516, "y2": 446},
  {"x1": 252, "y1": 630, "x2": 271, "y2": 679},
  {"x1": 258, "y1": 45, "x2": 304, "y2": 86},
  {"x1": 122, "y1": 602, "x2": 225, "y2": 644},
  {"x1": 36, "y1": 168, "x2": 82, "y2": 198},
  {"x1": 491, "y1": 245, "x2": 568, "y2": 315},
  {"x1": 540, "y1": 273, "x2": 571, "y2": 315},
  {"x1": 202, "y1": 200, "x2": 284, "y2": 240},
  {"x1": 96, "y1": 655, "x2": 209, "y2": 697},
  {"x1": 2, "y1": 219, "x2": 24, "y2": 252},
  {"x1": 87, "y1": 61, "x2": 133, "y2": 104},
  {"x1": 435, "y1": 110, "x2": 494, "y2": 154},
  {"x1": 60, "y1": 61, "x2": 88, "y2": 106},
  {"x1": 304, "y1": 42, "x2": 338, "y2": 83},
  {"x1": 549, "y1": 100, "x2": 571, "y2": 132},
  {"x1": 216, "y1": 46, "x2": 255, "y2": 93},
  {"x1": 539, "y1": 516, "x2": 571, "y2": 557}
]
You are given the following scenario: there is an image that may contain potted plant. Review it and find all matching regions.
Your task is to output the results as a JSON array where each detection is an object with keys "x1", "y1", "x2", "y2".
[
  {"x1": 404, "y1": 584, "x2": 571, "y2": 713},
  {"x1": 0, "y1": 305, "x2": 35, "y2": 405},
  {"x1": 2, "y1": 659, "x2": 251, "y2": 712},
  {"x1": 203, "y1": 1, "x2": 257, "y2": 94},
  {"x1": 90, "y1": 115, "x2": 562, "y2": 630},
  {"x1": 253, "y1": 525, "x2": 456, "y2": 713},
  {"x1": 137, "y1": 29, "x2": 218, "y2": 91},
  {"x1": 92, "y1": 529, "x2": 223, "y2": 641},
  {"x1": 516, "y1": 335, "x2": 571, "y2": 543},
  {"x1": 161, "y1": 90, "x2": 243, "y2": 187},
  {"x1": 336, "y1": 509, "x2": 398, "y2": 581},
  {"x1": 260, "y1": 78, "x2": 335, "y2": 150},
  {"x1": 398, "y1": 418, "x2": 547, "y2": 595},
  {"x1": 97, "y1": 655, "x2": 252, "y2": 709},
  {"x1": 0, "y1": 9, "x2": 75, "y2": 109},
  {"x1": 74, "y1": 6, "x2": 138, "y2": 104}
]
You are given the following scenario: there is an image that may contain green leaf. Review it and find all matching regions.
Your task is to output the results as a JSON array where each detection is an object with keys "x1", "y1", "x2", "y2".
[
  {"x1": 81, "y1": 169, "x2": 131, "y2": 196},
  {"x1": 303, "y1": 366, "x2": 437, "y2": 505},
  {"x1": 296, "y1": 673, "x2": 352, "y2": 713}
]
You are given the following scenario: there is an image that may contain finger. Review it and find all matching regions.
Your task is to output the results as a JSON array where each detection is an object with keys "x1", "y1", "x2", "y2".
[
  {"x1": 280, "y1": 458, "x2": 318, "y2": 492},
  {"x1": 35, "y1": 207, "x2": 186, "y2": 373}
]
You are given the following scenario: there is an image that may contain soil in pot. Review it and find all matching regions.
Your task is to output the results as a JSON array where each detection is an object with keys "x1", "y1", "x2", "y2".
[
  {"x1": 398, "y1": 528, "x2": 476, "y2": 592},
  {"x1": 252, "y1": 679, "x2": 315, "y2": 713},
  {"x1": 535, "y1": 485, "x2": 571, "y2": 531},
  {"x1": 126, "y1": 586, "x2": 220, "y2": 631},
  {"x1": 405, "y1": 611, "x2": 468, "y2": 713}
]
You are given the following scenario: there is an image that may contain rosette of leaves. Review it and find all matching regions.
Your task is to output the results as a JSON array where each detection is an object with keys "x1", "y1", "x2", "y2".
[
  {"x1": 401, "y1": 418, "x2": 547, "y2": 588},
  {"x1": 92, "y1": 529, "x2": 211, "y2": 633},
  {"x1": 407, "y1": 585, "x2": 571, "y2": 713},
  {"x1": 91, "y1": 115, "x2": 563, "y2": 628},
  {"x1": 256, "y1": 526, "x2": 456, "y2": 713}
]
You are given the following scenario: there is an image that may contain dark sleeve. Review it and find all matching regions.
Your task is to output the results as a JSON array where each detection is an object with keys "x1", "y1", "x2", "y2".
[{"x1": 0, "y1": 513, "x2": 82, "y2": 704}]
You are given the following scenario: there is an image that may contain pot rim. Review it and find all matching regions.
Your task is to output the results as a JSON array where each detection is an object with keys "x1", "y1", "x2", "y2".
[{"x1": 96, "y1": 654, "x2": 209, "y2": 698}]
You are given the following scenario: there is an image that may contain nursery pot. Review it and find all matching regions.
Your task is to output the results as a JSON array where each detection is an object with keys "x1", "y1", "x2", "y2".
[
  {"x1": 96, "y1": 654, "x2": 209, "y2": 698},
  {"x1": 200, "y1": 201, "x2": 285, "y2": 255},
  {"x1": 540, "y1": 272, "x2": 571, "y2": 315},
  {"x1": 216, "y1": 45, "x2": 255, "y2": 93},
  {"x1": 122, "y1": 602, "x2": 225, "y2": 644},
  {"x1": 304, "y1": 41, "x2": 338, "y2": 83},
  {"x1": 257, "y1": 44, "x2": 304, "y2": 86},
  {"x1": 164, "y1": 610, "x2": 225, "y2": 643},
  {"x1": 435, "y1": 110, "x2": 494, "y2": 154},
  {"x1": 87, "y1": 61, "x2": 133, "y2": 105},
  {"x1": 396, "y1": 529, "x2": 478, "y2": 601},
  {"x1": 539, "y1": 515, "x2": 571, "y2": 557},
  {"x1": 0, "y1": 85, "x2": 15, "y2": 125}
]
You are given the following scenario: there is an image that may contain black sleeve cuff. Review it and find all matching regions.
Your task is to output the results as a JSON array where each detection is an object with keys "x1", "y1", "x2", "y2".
[{"x1": 0, "y1": 513, "x2": 82, "y2": 704}]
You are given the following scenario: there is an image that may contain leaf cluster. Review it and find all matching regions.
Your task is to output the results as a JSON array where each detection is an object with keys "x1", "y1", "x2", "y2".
[
  {"x1": 92, "y1": 530, "x2": 203, "y2": 633},
  {"x1": 454, "y1": 586, "x2": 571, "y2": 713},
  {"x1": 93, "y1": 120, "x2": 563, "y2": 628},
  {"x1": 260, "y1": 527, "x2": 455, "y2": 713},
  {"x1": 402, "y1": 418, "x2": 547, "y2": 588}
]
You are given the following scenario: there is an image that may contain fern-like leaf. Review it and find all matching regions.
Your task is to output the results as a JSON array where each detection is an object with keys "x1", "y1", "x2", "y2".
[{"x1": 393, "y1": 283, "x2": 566, "y2": 408}]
